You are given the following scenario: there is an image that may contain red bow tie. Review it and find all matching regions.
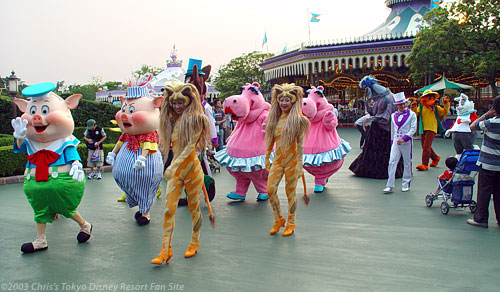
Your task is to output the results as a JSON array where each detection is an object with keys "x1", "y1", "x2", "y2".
[{"x1": 27, "y1": 149, "x2": 60, "y2": 182}]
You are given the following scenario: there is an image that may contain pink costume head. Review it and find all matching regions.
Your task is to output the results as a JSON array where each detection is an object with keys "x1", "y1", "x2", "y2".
[
  {"x1": 302, "y1": 86, "x2": 334, "y2": 122},
  {"x1": 115, "y1": 75, "x2": 163, "y2": 136},
  {"x1": 224, "y1": 82, "x2": 270, "y2": 123},
  {"x1": 13, "y1": 93, "x2": 82, "y2": 143}
]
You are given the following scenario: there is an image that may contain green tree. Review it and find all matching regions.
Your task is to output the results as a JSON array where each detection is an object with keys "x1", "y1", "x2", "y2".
[
  {"x1": 132, "y1": 65, "x2": 162, "y2": 79},
  {"x1": 215, "y1": 51, "x2": 274, "y2": 99},
  {"x1": 68, "y1": 84, "x2": 99, "y2": 100},
  {"x1": 102, "y1": 81, "x2": 124, "y2": 91},
  {"x1": 407, "y1": 0, "x2": 500, "y2": 96}
]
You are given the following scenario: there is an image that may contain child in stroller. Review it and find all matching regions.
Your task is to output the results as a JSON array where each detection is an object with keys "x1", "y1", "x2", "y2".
[
  {"x1": 206, "y1": 147, "x2": 221, "y2": 173},
  {"x1": 425, "y1": 150, "x2": 480, "y2": 215}
]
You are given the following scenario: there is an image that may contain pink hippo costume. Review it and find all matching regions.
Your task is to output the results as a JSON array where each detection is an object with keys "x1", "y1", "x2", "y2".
[
  {"x1": 302, "y1": 86, "x2": 351, "y2": 193},
  {"x1": 215, "y1": 82, "x2": 270, "y2": 201}
]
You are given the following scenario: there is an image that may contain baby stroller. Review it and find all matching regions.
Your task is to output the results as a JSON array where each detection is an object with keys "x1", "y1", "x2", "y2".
[
  {"x1": 425, "y1": 149, "x2": 480, "y2": 215},
  {"x1": 206, "y1": 148, "x2": 221, "y2": 173}
]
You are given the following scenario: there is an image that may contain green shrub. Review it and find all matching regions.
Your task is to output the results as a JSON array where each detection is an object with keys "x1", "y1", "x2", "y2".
[
  {"x1": 0, "y1": 143, "x2": 115, "y2": 177},
  {"x1": 0, "y1": 96, "x2": 120, "y2": 134},
  {"x1": 0, "y1": 136, "x2": 14, "y2": 147},
  {"x1": 73, "y1": 127, "x2": 122, "y2": 145}
]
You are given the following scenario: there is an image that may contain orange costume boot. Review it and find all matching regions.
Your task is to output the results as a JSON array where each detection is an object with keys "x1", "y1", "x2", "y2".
[
  {"x1": 416, "y1": 164, "x2": 429, "y2": 171},
  {"x1": 269, "y1": 216, "x2": 286, "y2": 235},
  {"x1": 184, "y1": 243, "x2": 200, "y2": 258},
  {"x1": 283, "y1": 216, "x2": 296, "y2": 237},
  {"x1": 430, "y1": 155, "x2": 440, "y2": 167},
  {"x1": 151, "y1": 248, "x2": 173, "y2": 265}
]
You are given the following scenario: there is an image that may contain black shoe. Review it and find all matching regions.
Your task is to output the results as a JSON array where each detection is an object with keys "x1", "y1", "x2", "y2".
[
  {"x1": 21, "y1": 242, "x2": 48, "y2": 253},
  {"x1": 136, "y1": 216, "x2": 150, "y2": 226},
  {"x1": 178, "y1": 198, "x2": 188, "y2": 206},
  {"x1": 77, "y1": 224, "x2": 93, "y2": 243},
  {"x1": 134, "y1": 211, "x2": 142, "y2": 220}
]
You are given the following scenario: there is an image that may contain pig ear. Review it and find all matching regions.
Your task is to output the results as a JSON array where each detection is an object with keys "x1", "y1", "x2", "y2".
[
  {"x1": 317, "y1": 86, "x2": 324, "y2": 91},
  {"x1": 13, "y1": 98, "x2": 29, "y2": 113},
  {"x1": 153, "y1": 96, "x2": 163, "y2": 108},
  {"x1": 252, "y1": 82, "x2": 260, "y2": 89},
  {"x1": 65, "y1": 94, "x2": 83, "y2": 109},
  {"x1": 119, "y1": 96, "x2": 126, "y2": 104}
]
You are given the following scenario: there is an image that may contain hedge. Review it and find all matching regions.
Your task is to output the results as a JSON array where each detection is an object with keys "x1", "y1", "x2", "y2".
[
  {"x1": 0, "y1": 96, "x2": 120, "y2": 134},
  {"x1": 0, "y1": 143, "x2": 115, "y2": 177}
]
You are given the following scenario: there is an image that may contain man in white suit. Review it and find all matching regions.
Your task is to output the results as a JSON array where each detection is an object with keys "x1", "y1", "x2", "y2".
[{"x1": 384, "y1": 92, "x2": 417, "y2": 193}]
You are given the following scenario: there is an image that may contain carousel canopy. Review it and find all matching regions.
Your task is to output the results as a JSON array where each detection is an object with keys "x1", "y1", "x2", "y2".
[{"x1": 416, "y1": 76, "x2": 473, "y2": 93}]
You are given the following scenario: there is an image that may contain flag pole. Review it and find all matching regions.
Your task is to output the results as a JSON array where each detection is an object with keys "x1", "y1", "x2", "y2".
[{"x1": 307, "y1": 8, "x2": 311, "y2": 45}]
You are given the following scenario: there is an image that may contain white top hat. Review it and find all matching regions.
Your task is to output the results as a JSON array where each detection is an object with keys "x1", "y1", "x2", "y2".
[{"x1": 393, "y1": 92, "x2": 407, "y2": 104}]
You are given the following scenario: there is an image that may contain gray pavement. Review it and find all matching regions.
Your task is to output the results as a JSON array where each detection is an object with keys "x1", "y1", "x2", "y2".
[{"x1": 1, "y1": 128, "x2": 499, "y2": 292}]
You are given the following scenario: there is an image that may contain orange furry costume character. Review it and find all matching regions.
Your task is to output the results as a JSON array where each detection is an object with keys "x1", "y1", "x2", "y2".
[
  {"x1": 265, "y1": 83, "x2": 309, "y2": 236},
  {"x1": 411, "y1": 89, "x2": 450, "y2": 171},
  {"x1": 151, "y1": 83, "x2": 210, "y2": 265}
]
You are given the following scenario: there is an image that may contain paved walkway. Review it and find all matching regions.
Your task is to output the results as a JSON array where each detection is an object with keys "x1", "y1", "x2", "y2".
[{"x1": 1, "y1": 129, "x2": 499, "y2": 292}]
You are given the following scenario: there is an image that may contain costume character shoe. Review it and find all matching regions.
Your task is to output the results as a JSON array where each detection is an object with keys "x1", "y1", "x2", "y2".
[
  {"x1": 257, "y1": 194, "x2": 269, "y2": 201},
  {"x1": 184, "y1": 243, "x2": 200, "y2": 258},
  {"x1": 314, "y1": 185, "x2": 325, "y2": 193},
  {"x1": 136, "y1": 212, "x2": 150, "y2": 226},
  {"x1": 117, "y1": 193, "x2": 126, "y2": 202},
  {"x1": 156, "y1": 185, "x2": 162, "y2": 198},
  {"x1": 151, "y1": 248, "x2": 173, "y2": 265},
  {"x1": 416, "y1": 164, "x2": 429, "y2": 171},
  {"x1": 269, "y1": 216, "x2": 286, "y2": 235},
  {"x1": 77, "y1": 222, "x2": 92, "y2": 243},
  {"x1": 227, "y1": 192, "x2": 246, "y2": 201},
  {"x1": 178, "y1": 198, "x2": 188, "y2": 206},
  {"x1": 21, "y1": 235, "x2": 48, "y2": 253},
  {"x1": 283, "y1": 224, "x2": 296, "y2": 237},
  {"x1": 430, "y1": 155, "x2": 440, "y2": 167},
  {"x1": 383, "y1": 187, "x2": 393, "y2": 194}
]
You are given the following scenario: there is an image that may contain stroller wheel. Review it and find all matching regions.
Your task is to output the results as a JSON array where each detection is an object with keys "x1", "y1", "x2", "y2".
[
  {"x1": 425, "y1": 194, "x2": 433, "y2": 207},
  {"x1": 440, "y1": 202, "x2": 450, "y2": 215},
  {"x1": 469, "y1": 200, "x2": 477, "y2": 213}
]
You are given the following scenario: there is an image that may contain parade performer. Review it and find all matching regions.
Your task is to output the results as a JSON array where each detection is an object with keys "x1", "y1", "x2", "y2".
[
  {"x1": 445, "y1": 93, "x2": 478, "y2": 158},
  {"x1": 349, "y1": 76, "x2": 402, "y2": 179},
  {"x1": 265, "y1": 83, "x2": 309, "y2": 236},
  {"x1": 410, "y1": 89, "x2": 450, "y2": 171},
  {"x1": 215, "y1": 82, "x2": 270, "y2": 201},
  {"x1": 106, "y1": 74, "x2": 164, "y2": 226},
  {"x1": 12, "y1": 82, "x2": 91, "y2": 253},
  {"x1": 151, "y1": 83, "x2": 211, "y2": 265},
  {"x1": 302, "y1": 86, "x2": 351, "y2": 193},
  {"x1": 383, "y1": 92, "x2": 417, "y2": 194}
]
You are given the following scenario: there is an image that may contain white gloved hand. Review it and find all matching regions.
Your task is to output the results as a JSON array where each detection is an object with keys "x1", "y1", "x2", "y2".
[
  {"x1": 69, "y1": 161, "x2": 84, "y2": 182},
  {"x1": 11, "y1": 117, "x2": 28, "y2": 139},
  {"x1": 134, "y1": 156, "x2": 146, "y2": 170},
  {"x1": 106, "y1": 152, "x2": 116, "y2": 166}
]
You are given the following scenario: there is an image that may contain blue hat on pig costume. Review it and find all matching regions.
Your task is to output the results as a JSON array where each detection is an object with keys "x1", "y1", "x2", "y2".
[
  {"x1": 22, "y1": 82, "x2": 56, "y2": 101},
  {"x1": 125, "y1": 73, "x2": 155, "y2": 99}
]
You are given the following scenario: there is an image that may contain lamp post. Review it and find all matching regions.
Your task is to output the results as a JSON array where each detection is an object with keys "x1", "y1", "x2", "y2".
[
  {"x1": 108, "y1": 93, "x2": 113, "y2": 103},
  {"x1": 7, "y1": 71, "x2": 20, "y2": 118}
]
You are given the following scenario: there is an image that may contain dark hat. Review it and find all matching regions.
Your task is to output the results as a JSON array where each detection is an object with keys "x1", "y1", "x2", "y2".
[{"x1": 86, "y1": 119, "x2": 96, "y2": 130}]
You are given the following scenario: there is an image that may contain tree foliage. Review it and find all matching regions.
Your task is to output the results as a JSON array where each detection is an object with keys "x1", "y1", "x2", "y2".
[
  {"x1": 215, "y1": 51, "x2": 274, "y2": 99},
  {"x1": 132, "y1": 65, "x2": 163, "y2": 79},
  {"x1": 407, "y1": 0, "x2": 500, "y2": 96}
]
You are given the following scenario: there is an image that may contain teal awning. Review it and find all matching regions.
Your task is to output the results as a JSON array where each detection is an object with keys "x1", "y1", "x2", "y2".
[{"x1": 416, "y1": 76, "x2": 473, "y2": 93}]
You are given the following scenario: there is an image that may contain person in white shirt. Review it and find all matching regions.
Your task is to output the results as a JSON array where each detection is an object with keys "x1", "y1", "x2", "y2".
[{"x1": 384, "y1": 92, "x2": 417, "y2": 194}]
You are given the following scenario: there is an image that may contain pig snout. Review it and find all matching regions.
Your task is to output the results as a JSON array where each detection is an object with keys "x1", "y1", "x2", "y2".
[
  {"x1": 31, "y1": 114, "x2": 45, "y2": 125},
  {"x1": 120, "y1": 114, "x2": 132, "y2": 128}
]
